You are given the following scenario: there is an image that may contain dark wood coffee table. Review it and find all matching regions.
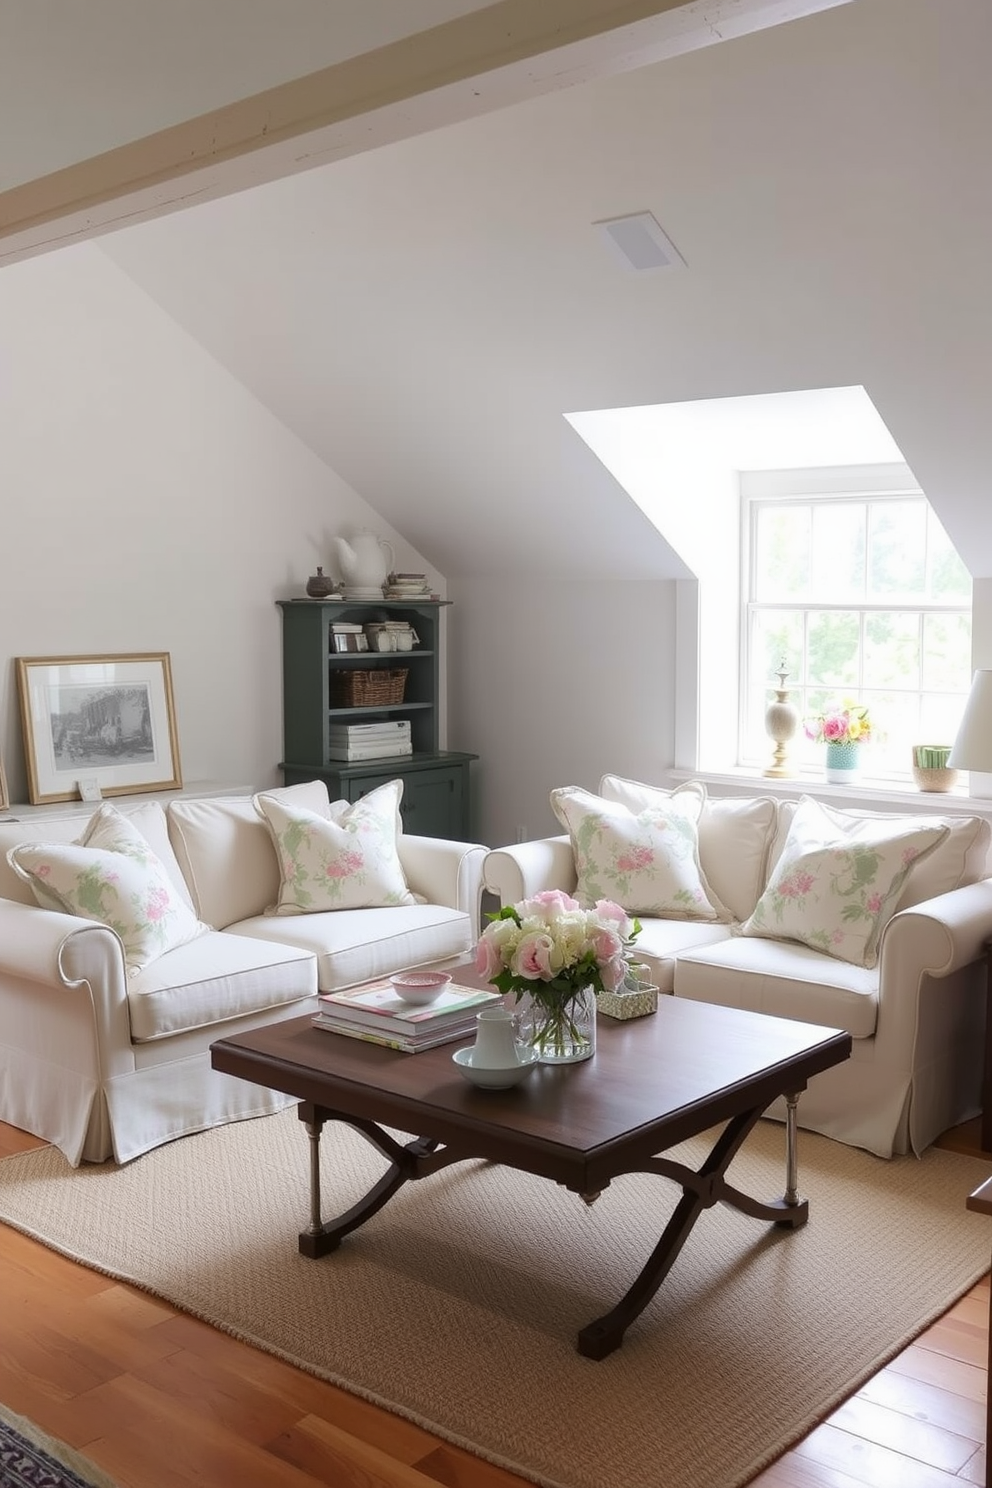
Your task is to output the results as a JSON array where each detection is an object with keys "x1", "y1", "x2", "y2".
[{"x1": 211, "y1": 988, "x2": 850, "y2": 1358}]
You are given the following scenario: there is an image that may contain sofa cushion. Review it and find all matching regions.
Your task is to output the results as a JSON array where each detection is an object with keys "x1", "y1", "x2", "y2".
[
  {"x1": 675, "y1": 936, "x2": 879, "y2": 1040},
  {"x1": 598, "y1": 775, "x2": 707, "y2": 817},
  {"x1": 739, "y1": 795, "x2": 948, "y2": 969},
  {"x1": 766, "y1": 798, "x2": 991, "y2": 912},
  {"x1": 225, "y1": 904, "x2": 473, "y2": 993},
  {"x1": 633, "y1": 916, "x2": 735, "y2": 993},
  {"x1": 168, "y1": 780, "x2": 332, "y2": 928},
  {"x1": 127, "y1": 931, "x2": 317, "y2": 1041},
  {"x1": 550, "y1": 784, "x2": 729, "y2": 922},
  {"x1": 254, "y1": 780, "x2": 416, "y2": 914},
  {"x1": 8, "y1": 803, "x2": 210, "y2": 974}
]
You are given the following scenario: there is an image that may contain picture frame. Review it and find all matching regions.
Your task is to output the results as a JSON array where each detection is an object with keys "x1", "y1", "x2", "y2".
[
  {"x1": 16, "y1": 653, "x2": 183, "y2": 805},
  {"x1": 0, "y1": 753, "x2": 7, "y2": 812}
]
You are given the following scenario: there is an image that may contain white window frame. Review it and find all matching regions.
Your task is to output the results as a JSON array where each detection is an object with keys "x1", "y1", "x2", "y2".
[{"x1": 739, "y1": 466, "x2": 972, "y2": 781}]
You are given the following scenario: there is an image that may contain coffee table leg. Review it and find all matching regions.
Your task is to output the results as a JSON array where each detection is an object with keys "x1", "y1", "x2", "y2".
[
  {"x1": 296, "y1": 1102, "x2": 447, "y2": 1259},
  {"x1": 784, "y1": 1091, "x2": 801, "y2": 1207},
  {"x1": 577, "y1": 1103, "x2": 809, "y2": 1360}
]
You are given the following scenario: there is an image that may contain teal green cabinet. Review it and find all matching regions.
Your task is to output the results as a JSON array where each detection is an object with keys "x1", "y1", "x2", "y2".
[{"x1": 277, "y1": 598, "x2": 477, "y2": 839}]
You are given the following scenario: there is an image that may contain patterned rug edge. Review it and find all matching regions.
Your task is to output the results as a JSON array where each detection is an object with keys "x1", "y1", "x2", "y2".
[{"x1": 0, "y1": 1399, "x2": 119, "y2": 1488}]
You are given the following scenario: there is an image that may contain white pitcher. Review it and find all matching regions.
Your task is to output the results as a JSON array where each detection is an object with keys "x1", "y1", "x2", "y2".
[
  {"x1": 472, "y1": 1008, "x2": 521, "y2": 1068},
  {"x1": 333, "y1": 529, "x2": 394, "y2": 591}
]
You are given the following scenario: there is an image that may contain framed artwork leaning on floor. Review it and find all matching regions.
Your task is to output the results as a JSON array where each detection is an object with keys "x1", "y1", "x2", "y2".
[{"x1": 16, "y1": 652, "x2": 183, "y2": 804}]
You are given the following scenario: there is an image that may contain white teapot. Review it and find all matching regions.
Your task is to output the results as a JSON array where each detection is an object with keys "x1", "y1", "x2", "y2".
[{"x1": 334, "y1": 529, "x2": 394, "y2": 592}]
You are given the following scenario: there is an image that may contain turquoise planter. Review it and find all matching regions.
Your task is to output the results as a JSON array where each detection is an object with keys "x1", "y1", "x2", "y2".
[{"x1": 825, "y1": 740, "x2": 861, "y2": 783}]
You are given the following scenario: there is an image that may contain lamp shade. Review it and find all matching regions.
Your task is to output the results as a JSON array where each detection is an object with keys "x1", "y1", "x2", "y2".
[{"x1": 948, "y1": 670, "x2": 992, "y2": 770}]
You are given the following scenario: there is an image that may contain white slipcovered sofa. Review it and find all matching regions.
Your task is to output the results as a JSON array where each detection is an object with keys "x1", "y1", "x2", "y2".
[
  {"x1": 483, "y1": 776, "x2": 992, "y2": 1158},
  {"x1": 0, "y1": 779, "x2": 485, "y2": 1166}
]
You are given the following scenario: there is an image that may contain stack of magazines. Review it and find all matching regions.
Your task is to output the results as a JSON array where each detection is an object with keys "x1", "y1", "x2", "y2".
[{"x1": 312, "y1": 979, "x2": 503, "y2": 1052}]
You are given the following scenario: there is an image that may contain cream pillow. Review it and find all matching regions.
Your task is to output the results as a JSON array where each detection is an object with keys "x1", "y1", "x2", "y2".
[
  {"x1": 7, "y1": 803, "x2": 211, "y2": 974},
  {"x1": 549, "y1": 785, "x2": 729, "y2": 922},
  {"x1": 254, "y1": 779, "x2": 416, "y2": 914},
  {"x1": 739, "y1": 795, "x2": 949, "y2": 969}
]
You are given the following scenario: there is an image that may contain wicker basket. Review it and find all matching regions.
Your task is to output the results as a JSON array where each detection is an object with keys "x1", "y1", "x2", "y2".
[{"x1": 330, "y1": 668, "x2": 408, "y2": 707}]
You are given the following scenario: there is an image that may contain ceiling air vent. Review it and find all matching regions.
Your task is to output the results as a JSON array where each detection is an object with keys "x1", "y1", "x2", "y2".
[{"x1": 594, "y1": 211, "x2": 686, "y2": 273}]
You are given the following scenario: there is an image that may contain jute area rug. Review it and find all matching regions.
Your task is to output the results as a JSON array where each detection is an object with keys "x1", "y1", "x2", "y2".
[{"x1": 0, "y1": 1109, "x2": 990, "y2": 1488}]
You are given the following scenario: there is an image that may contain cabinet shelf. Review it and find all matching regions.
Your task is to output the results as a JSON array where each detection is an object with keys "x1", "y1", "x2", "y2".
[
  {"x1": 278, "y1": 597, "x2": 477, "y2": 837},
  {"x1": 326, "y1": 702, "x2": 433, "y2": 719}
]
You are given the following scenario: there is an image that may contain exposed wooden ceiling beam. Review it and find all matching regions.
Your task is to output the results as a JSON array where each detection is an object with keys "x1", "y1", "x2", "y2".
[{"x1": 0, "y1": 0, "x2": 852, "y2": 265}]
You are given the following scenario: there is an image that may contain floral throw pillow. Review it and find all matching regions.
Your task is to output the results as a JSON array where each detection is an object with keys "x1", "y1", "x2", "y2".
[
  {"x1": 254, "y1": 779, "x2": 416, "y2": 914},
  {"x1": 739, "y1": 796, "x2": 949, "y2": 968},
  {"x1": 549, "y1": 785, "x2": 729, "y2": 922},
  {"x1": 7, "y1": 803, "x2": 210, "y2": 974}
]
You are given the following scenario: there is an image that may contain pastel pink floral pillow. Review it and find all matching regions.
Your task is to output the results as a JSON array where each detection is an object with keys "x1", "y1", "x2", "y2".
[
  {"x1": 7, "y1": 803, "x2": 210, "y2": 974},
  {"x1": 739, "y1": 797, "x2": 949, "y2": 968},
  {"x1": 549, "y1": 786, "x2": 729, "y2": 922},
  {"x1": 254, "y1": 779, "x2": 416, "y2": 914}
]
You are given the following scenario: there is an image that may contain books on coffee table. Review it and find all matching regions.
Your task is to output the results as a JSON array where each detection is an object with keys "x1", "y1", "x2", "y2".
[{"x1": 312, "y1": 979, "x2": 502, "y2": 1053}]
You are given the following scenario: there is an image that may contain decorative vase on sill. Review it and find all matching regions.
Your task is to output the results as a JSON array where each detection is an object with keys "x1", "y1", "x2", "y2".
[
  {"x1": 824, "y1": 740, "x2": 861, "y2": 784},
  {"x1": 763, "y1": 659, "x2": 799, "y2": 779}
]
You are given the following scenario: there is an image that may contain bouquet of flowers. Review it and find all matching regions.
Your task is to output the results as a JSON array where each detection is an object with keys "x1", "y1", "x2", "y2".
[
  {"x1": 804, "y1": 699, "x2": 873, "y2": 746},
  {"x1": 475, "y1": 890, "x2": 642, "y2": 1057}
]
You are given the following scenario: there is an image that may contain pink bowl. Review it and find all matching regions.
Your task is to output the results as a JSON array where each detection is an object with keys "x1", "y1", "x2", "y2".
[{"x1": 389, "y1": 970, "x2": 453, "y2": 1005}]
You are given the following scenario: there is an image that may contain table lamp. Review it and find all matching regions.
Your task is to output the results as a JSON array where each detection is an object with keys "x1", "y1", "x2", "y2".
[{"x1": 948, "y1": 670, "x2": 992, "y2": 784}]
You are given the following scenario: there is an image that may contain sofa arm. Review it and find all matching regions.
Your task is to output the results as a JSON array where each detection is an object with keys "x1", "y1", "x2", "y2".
[
  {"x1": 881, "y1": 878, "x2": 992, "y2": 981},
  {"x1": 0, "y1": 899, "x2": 134, "y2": 1071},
  {"x1": 483, "y1": 836, "x2": 577, "y2": 907},
  {"x1": 396, "y1": 835, "x2": 488, "y2": 921}
]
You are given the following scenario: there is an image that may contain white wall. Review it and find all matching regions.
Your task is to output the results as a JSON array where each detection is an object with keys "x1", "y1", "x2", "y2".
[
  {"x1": 0, "y1": 244, "x2": 437, "y2": 804},
  {"x1": 449, "y1": 577, "x2": 676, "y2": 846}
]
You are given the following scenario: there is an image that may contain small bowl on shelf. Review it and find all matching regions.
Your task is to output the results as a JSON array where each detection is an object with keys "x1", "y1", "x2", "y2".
[
  {"x1": 452, "y1": 1046, "x2": 540, "y2": 1090},
  {"x1": 389, "y1": 970, "x2": 452, "y2": 1005}
]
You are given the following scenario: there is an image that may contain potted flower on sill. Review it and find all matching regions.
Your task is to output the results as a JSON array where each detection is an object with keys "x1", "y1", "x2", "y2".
[
  {"x1": 805, "y1": 700, "x2": 874, "y2": 783},
  {"x1": 474, "y1": 890, "x2": 641, "y2": 1064}
]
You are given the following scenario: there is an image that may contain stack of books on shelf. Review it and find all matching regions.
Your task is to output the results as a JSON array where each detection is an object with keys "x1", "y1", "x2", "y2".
[
  {"x1": 330, "y1": 621, "x2": 369, "y2": 653},
  {"x1": 312, "y1": 979, "x2": 502, "y2": 1051},
  {"x1": 326, "y1": 720, "x2": 412, "y2": 761}
]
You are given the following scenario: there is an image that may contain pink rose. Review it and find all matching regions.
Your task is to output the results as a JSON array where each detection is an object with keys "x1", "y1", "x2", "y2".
[
  {"x1": 475, "y1": 936, "x2": 503, "y2": 980},
  {"x1": 520, "y1": 890, "x2": 580, "y2": 922},
  {"x1": 599, "y1": 955, "x2": 626, "y2": 993},
  {"x1": 512, "y1": 931, "x2": 555, "y2": 980},
  {"x1": 594, "y1": 900, "x2": 635, "y2": 940},
  {"x1": 590, "y1": 925, "x2": 622, "y2": 964}
]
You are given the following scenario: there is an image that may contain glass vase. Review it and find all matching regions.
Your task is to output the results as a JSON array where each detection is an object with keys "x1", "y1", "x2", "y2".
[
  {"x1": 825, "y1": 740, "x2": 861, "y2": 784},
  {"x1": 527, "y1": 985, "x2": 597, "y2": 1064}
]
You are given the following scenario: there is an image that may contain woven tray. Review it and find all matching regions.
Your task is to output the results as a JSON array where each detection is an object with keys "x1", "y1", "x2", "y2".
[
  {"x1": 596, "y1": 983, "x2": 659, "y2": 1021},
  {"x1": 330, "y1": 668, "x2": 408, "y2": 707}
]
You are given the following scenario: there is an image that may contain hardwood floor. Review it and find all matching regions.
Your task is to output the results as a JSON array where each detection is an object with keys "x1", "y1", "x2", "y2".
[{"x1": 0, "y1": 1117, "x2": 988, "y2": 1488}]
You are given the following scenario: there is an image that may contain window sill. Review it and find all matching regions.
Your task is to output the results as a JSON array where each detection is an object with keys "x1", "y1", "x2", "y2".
[{"x1": 669, "y1": 766, "x2": 992, "y2": 820}]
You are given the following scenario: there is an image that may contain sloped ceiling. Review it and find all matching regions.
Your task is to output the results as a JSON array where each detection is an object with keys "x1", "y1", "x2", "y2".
[{"x1": 5, "y1": 0, "x2": 992, "y2": 581}]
